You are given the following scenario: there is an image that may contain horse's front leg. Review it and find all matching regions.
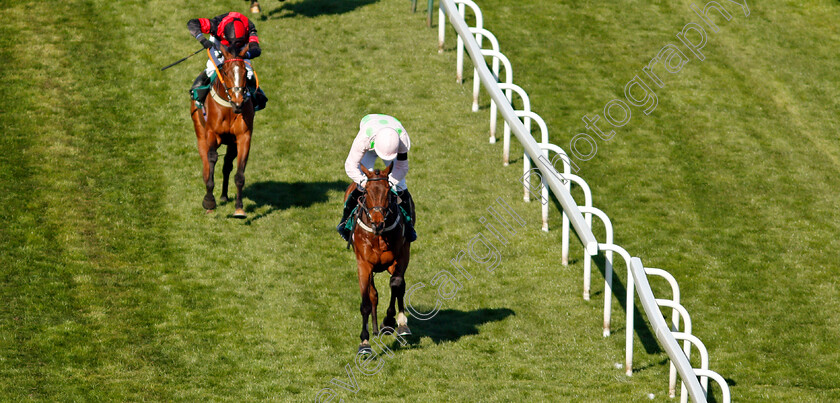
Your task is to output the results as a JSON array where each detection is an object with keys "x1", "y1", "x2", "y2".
[
  {"x1": 232, "y1": 132, "x2": 251, "y2": 218},
  {"x1": 220, "y1": 142, "x2": 237, "y2": 204},
  {"x1": 358, "y1": 261, "x2": 374, "y2": 354},
  {"x1": 203, "y1": 131, "x2": 220, "y2": 212}
]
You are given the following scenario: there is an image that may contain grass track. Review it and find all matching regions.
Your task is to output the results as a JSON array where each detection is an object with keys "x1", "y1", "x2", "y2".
[{"x1": 1, "y1": 0, "x2": 839, "y2": 401}]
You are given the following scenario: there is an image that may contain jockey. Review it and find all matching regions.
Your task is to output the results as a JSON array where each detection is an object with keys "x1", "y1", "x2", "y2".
[
  {"x1": 187, "y1": 12, "x2": 268, "y2": 110},
  {"x1": 338, "y1": 114, "x2": 417, "y2": 243}
]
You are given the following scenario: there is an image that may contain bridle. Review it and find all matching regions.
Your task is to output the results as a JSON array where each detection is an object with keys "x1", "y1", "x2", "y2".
[
  {"x1": 355, "y1": 177, "x2": 401, "y2": 234},
  {"x1": 210, "y1": 54, "x2": 251, "y2": 108}
]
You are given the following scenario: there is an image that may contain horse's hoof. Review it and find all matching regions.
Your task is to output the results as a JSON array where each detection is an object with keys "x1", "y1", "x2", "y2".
[
  {"x1": 203, "y1": 196, "x2": 216, "y2": 210},
  {"x1": 397, "y1": 325, "x2": 411, "y2": 336},
  {"x1": 205, "y1": 209, "x2": 215, "y2": 214},
  {"x1": 233, "y1": 208, "x2": 246, "y2": 218},
  {"x1": 220, "y1": 196, "x2": 229, "y2": 203},
  {"x1": 382, "y1": 317, "x2": 397, "y2": 329},
  {"x1": 358, "y1": 342, "x2": 373, "y2": 355},
  {"x1": 380, "y1": 326, "x2": 395, "y2": 335}
]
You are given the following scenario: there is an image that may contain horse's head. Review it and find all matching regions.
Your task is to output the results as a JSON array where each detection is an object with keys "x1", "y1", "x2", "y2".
[
  {"x1": 359, "y1": 163, "x2": 395, "y2": 236},
  {"x1": 219, "y1": 45, "x2": 251, "y2": 114}
]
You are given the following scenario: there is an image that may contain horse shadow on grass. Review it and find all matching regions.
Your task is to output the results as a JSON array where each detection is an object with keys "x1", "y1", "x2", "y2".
[
  {"x1": 266, "y1": 0, "x2": 379, "y2": 19},
  {"x1": 241, "y1": 180, "x2": 346, "y2": 223},
  {"x1": 404, "y1": 308, "x2": 515, "y2": 345}
]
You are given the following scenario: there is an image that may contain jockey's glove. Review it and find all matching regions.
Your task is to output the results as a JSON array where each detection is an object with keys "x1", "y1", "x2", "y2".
[
  {"x1": 247, "y1": 42, "x2": 261, "y2": 59},
  {"x1": 199, "y1": 36, "x2": 214, "y2": 50}
]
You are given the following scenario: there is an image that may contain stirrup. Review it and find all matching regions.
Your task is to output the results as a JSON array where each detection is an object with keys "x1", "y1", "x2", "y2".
[{"x1": 337, "y1": 222, "x2": 351, "y2": 243}]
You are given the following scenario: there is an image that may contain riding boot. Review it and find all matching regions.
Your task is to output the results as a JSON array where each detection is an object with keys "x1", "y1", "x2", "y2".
[
  {"x1": 254, "y1": 87, "x2": 268, "y2": 111},
  {"x1": 245, "y1": 72, "x2": 268, "y2": 111},
  {"x1": 190, "y1": 71, "x2": 211, "y2": 108},
  {"x1": 397, "y1": 189, "x2": 417, "y2": 242},
  {"x1": 338, "y1": 187, "x2": 364, "y2": 242}
]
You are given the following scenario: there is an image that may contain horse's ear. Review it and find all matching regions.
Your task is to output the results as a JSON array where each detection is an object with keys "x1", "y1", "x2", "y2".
[
  {"x1": 383, "y1": 162, "x2": 394, "y2": 177},
  {"x1": 359, "y1": 164, "x2": 373, "y2": 178},
  {"x1": 238, "y1": 43, "x2": 249, "y2": 59},
  {"x1": 220, "y1": 45, "x2": 233, "y2": 60}
]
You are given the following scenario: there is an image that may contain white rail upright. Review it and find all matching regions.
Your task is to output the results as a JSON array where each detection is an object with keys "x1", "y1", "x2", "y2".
[
  {"x1": 469, "y1": 28, "x2": 500, "y2": 114},
  {"x1": 581, "y1": 207, "x2": 613, "y2": 337},
  {"x1": 577, "y1": 207, "x2": 612, "y2": 336},
  {"x1": 631, "y1": 258, "x2": 711, "y2": 402},
  {"x1": 516, "y1": 111, "x2": 548, "y2": 209},
  {"x1": 451, "y1": 0, "x2": 482, "y2": 83},
  {"x1": 437, "y1": 1, "x2": 728, "y2": 401},
  {"x1": 537, "y1": 143, "x2": 572, "y2": 264},
  {"x1": 672, "y1": 332, "x2": 710, "y2": 401},
  {"x1": 516, "y1": 110, "x2": 546, "y2": 205},
  {"x1": 498, "y1": 83, "x2": 530, "y2": 163},
  {"x1": 440, "y1": 0, "x2": 599, "y2": 255},
  {"x1": 646, "y1": 268, "x2": 683, "y2": 396},
  {"x1": 482, "y1": 50, "x2": 513, "y2": 143},
  {"x1": 597, "y1": 243, "x2": 635, "y2": 377},
  {"x1": 693, "y1": 369, "x2": 731, "y2": 403}
]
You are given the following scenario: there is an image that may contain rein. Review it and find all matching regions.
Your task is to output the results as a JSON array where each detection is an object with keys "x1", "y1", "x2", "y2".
[
  {"x1": 208, "y1": 50, "x2": 250, "y2": 108},
  {"x1": 355, "y1": 180, "x2": 402, "y2": 235}
]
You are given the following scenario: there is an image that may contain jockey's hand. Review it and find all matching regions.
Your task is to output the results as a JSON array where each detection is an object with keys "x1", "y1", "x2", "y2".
[
  {"x1": 358, "y1": 179, "x2": 367, "y2": 190},
  {"x1": 199, "y1": 37, "x2": 214, "y2": 50},
  {"x1": 246, "y1": 42, "x2": 261, "y2": 59}
]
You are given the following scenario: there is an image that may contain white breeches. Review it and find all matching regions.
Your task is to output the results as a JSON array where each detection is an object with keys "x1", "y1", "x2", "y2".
[{"x1": 204, "y1": 50, "x2": 254, "y2": 80}]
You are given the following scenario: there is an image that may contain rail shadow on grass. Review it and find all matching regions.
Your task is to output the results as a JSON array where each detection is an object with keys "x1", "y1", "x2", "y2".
[
  {"x1": 266, "y1": 0, "x2": 379, "y2": 19},
  {"x1": 242, "y1": 180, "x2": 346, "y2": 222},
  {"x1": 406, "y1": 308, "x2": 515, "y2": 345},
  {"x1": 590, "y1": 254, "x2": 662, "y2": 355},
  {"x1": 548, "y1": 197, "x2": 661, "y2": 355}
]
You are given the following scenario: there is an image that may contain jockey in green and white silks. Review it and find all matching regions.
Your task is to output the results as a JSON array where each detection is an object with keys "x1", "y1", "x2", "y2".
[{"x1": 337, "y1": 114, "x2": 417, "y2": 243}]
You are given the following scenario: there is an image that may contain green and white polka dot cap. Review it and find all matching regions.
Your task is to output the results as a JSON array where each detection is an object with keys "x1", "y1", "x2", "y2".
[{"x1": 360, "y1": 114, "x2": 406, "y2": 150}]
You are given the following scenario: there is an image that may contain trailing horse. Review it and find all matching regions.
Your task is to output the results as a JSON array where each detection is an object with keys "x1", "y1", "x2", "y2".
[
  {"x1": 345, "y1": 163, "x2": 412, "y2": 354},
  {"x1": 190, "y1": 45, "x2": 254, "y2": 218}
]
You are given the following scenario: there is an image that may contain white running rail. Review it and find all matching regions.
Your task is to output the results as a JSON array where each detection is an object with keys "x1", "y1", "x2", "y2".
[{"x1": 437, "y1": 1, "x2": 729, "y2": 401}]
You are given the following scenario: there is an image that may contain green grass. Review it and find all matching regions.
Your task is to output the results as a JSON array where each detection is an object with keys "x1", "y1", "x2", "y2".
[{"x1": 1, "y1": 0, "x2": 839, "y2": 401}]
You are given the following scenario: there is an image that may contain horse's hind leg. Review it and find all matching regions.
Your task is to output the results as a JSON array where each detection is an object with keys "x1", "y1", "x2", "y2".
[
  {"x1": 220, "y1": 142, "x2": 237, "y2": 204},
  {"x1": 387, "y1": 274, "x2": 410, "y2": 336},
  {"x1": 383, "y1": 275, "x2": 398, "y2": 330},
  {"x1": 394, "y1": 258, "x2": 411, "y2": 336}
]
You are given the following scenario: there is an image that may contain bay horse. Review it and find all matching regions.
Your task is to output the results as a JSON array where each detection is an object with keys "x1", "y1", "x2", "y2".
[
  {"x1": 190, "y1": 45, "x2": 254, "y2": 218},
  {"x1": 345, "y1": 163, "x2": 412, "y2": 354}
]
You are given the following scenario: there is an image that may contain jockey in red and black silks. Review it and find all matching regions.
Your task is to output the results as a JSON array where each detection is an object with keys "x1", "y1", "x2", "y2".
[{"x1": 187, "y1": 12, "x2": 267, "y2": 111}]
